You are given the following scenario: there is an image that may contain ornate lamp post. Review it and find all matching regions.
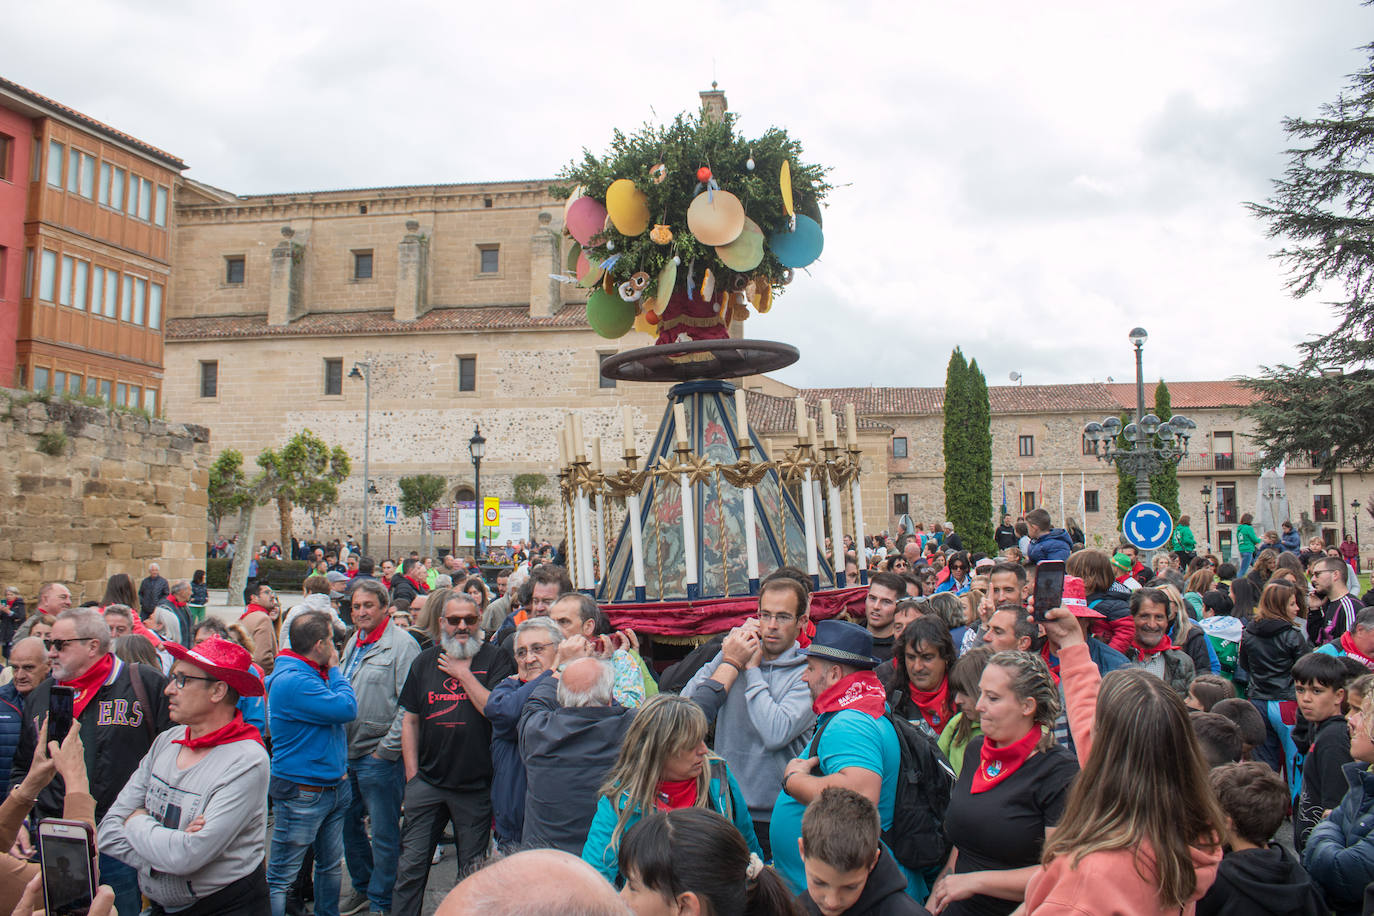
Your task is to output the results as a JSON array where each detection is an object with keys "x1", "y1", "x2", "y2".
[
  {"x1": 348, "y1": 361, "x2": 373, "y2": 556},
  {"x1": 469, "y1": 425, "x2": 486, "y2": 564},
  {"x1": 1081, "y1": 328, "x2": 1196, "y2": 504},
  {"x1": 1200, "y1": 484, "x2": 1213, "y2": 553}
]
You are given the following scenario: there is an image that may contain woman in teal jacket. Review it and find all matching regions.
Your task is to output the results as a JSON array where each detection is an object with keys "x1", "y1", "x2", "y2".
[
  {"x1": 581, "y1": 694, "x2": 761, "y2": 884},
  {"x1": 1172, "y1": 514, "x2": 1198, "y2": 567},
  {"x1": 1237, "y1": 513, "x2": 1260, "y2": 575}
]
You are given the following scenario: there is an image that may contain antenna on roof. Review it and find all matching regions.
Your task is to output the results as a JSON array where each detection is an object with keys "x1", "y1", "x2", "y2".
[{"x1": 1009, "y1": 371, "x2": 1022, "y2": 386}]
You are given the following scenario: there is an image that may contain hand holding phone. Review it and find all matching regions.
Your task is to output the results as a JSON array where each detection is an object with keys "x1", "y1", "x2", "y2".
[
  {"x1": 38, "y1": 818, "x2": 97, "y2": 916},
  {"x1": 1033, "y1": 561, "x2": 1066, "y2": 623}
]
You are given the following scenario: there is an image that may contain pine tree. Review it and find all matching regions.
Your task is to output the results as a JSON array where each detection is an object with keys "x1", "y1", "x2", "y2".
[
  {"x1": 1149, "y1": 380, "x2": 1181, "y2": 518},
  {"x1": 1245, "y1": 43, "x2": 1374, "y2": 473}
]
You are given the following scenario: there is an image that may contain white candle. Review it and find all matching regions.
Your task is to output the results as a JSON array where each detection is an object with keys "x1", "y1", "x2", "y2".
[
  {"x1": 821, "y1": 398, "x2": 837, "y2": 444},
  {"x1": 829, "y1": 475, "x2": 845, "y2": 584},
  {"x1": 571, "y1": 413, "x2": 585, "y2": 458},
  {"x1": 628, "y1": 490, "x2": 647, "y2": 595},
  {"x1": 801, "y1": 468, "x2": 819, "y2": 578},
  {"x1": 558, "y1": 429, "x2": 569, "y2": 467},
  {"x1": 845, "y1": 403, "x2": 859, "y2": 448},
  {"x1": 674, "y1": 402, "x2": 689, "y2": 448},
  {"x1": 734, "y1": 388, "x2": 749, "y2": 443},
  {"x1": 795, "y1": 396, "x2": 807, "y2": 438},
  {"x1": 561, "y1": 427, "x2": 575, "y2": 468},
  {"x1": 764, "y1": 438, "x2": 774, "y2": 459},
  {"x1": 591, "y1": 437, "x2": 602, "y2": 472},
  {"x1": 808, "y1": 418, "x2": 819, "y2": 448},
  {"x1": 622, "y1": 405, "x2": 636, "y2": 454}
]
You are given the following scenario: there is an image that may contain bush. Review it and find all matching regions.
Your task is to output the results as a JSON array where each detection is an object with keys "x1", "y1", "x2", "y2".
[{"x1": 204, "y1": 559, "x2": 315, "y2": 593}]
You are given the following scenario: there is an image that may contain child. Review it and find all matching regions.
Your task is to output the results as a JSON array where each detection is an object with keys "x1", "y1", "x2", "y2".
[
  {"x1": 1292, "y1": 652, "x2": 1354, "y2": 852},
  {"x1": 798, "y1": 787, "x2": 928, "y2": 916},
  {"x1": 1212, "y1": 698, "x2": 1267, "y2": 761},
  {"x1": 1187, "y1": 674, "x2": 1238, "y2": 712},
  {"x1": 1192, "y1": 712, "x2": 1243, "y2": 768},
  {"x1": 1198, "y1": 762, "x2": 1326, "y2": 915}
]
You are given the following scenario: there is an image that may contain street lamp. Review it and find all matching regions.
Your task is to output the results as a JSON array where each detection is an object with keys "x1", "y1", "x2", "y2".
[
  {"x1": 1200, "y1": 484, "x2": 1213, "y2": 552},
  {"x1": 1082, "y1": 328, "x2": 1196, "y2": 503},
  {"x1": 469, "y1": 425, "x2": 486, "y2": 564},
  {"x1": 349, "y1": 361, "x2": 373, "y2": 557}
]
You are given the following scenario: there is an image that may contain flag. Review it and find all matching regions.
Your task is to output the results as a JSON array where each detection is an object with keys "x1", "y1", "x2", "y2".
[
  {"x1": 1020, "y1": 473, "x2": 1025, "y2": 512},
  {"x1": 1001, "y1": 476, "x2": 1007, "y2": 515}
]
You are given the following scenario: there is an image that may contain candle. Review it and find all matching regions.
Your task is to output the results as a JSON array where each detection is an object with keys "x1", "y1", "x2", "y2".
[
  {"x1": 571, "y1": 413, "x2": 585, "y2": 458},
  {"x1": 561, "y1": 427, "x2": 575, "y2": 467},
  {"x1": 622, "y1": 405, "x2": 636, "y2": 454},
  {"x1": 734, "y1": 388, "x2": 749, "y2": 442},
  {"x1": 845, "y1": 403, "x2": 859, "y2": 448},
  {"x1": 674, "y1": 402, "x2": 689, "y2": 447},
  {"x1": 808, "y1": 418, "x2": 818, "y2": 447},
  {"x1": 591, "y1": 437, "x2": 602, "y2": 472},
  {"x1": 764, "y1": 438, "x2": 774, "y2": 459},
  {"x1": 795, "y1": 396, "x2": 807, "y2": 438},
  {"x1": 821, "y1": 398, "x2": 837, "y2": 444}
]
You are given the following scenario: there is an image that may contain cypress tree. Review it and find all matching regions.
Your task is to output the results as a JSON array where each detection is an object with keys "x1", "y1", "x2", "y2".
[
  {"x1": 1149, "y1": 380, "x2": 1181, "y2": 518},
  {"x1": 965, "y1": 359, "x2": 995, "y2": 555},
  {"x1": 943, "y1": 348, "x2": 971, "y2": 539}
]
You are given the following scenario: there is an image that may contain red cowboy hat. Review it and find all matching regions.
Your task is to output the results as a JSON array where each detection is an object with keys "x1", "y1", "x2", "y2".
[{"x1": 164, "y1": 637, "x2": 265, "y2": 697}]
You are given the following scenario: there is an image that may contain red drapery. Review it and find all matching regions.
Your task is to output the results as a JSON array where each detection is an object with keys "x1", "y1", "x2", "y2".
[{"x1": 602, "y1": 585, "x2": 868, "y2": 636}]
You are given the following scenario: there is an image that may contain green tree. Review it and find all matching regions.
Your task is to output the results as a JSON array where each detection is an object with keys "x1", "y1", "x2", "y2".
[
  {"x1": 1148, "y1": 380, "x2": 1180, "y2": 518},
  {"x1": 942, "y1": 349, "x2": 995, "y2": 554},
  {"x1": 256, "y1": 430, "x2": 352, "y2": 554},
  {"x1": 943, "y1": 348, "x2": 971, "y2": 537},
  {"x1": 207, "y1": 449, "x2": 250, "y2": 535},
  {"x1": 399, "y1": 474, "x2": 448, "y2": 559},
  {"x1": 1244, "y1": 43, "x2": 1374, "y2": 474},
  {"x1": 512, "y1": 473, "x2": 553, "y2": 544}
]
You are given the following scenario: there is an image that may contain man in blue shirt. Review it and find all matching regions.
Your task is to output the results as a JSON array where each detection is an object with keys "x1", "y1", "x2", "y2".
[
  {"x1": 770, "y1": 620, "x2": 922, "y2": 899},
  {"x1": 266, "y1": 611, "x2": 358, "y2": 916}
]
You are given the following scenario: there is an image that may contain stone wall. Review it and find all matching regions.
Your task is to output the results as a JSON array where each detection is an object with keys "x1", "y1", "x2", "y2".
[{"x1": 0, "y1": 389, "x2": 211, "y2": 604}]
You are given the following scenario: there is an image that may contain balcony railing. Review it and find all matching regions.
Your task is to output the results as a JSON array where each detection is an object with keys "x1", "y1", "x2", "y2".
[
  {"x1": 1217, "y1": 508, "x2": 1238, "y2": 524},
  {"x1": 1214, "y1": 453, "x2": 1235, "y2": 471}
]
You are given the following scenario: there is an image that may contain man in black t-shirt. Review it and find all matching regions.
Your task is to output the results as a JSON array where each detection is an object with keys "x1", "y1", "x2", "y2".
[{"x1": 391, "y1": 591, "x2": 515, "y2": 916}]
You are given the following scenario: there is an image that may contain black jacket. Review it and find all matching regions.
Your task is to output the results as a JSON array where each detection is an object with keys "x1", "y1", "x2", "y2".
[
  {"x1": 799, "y1": 848, "x2": 931, "y2": 915},
  {"x1": 994, "y1": 525, "x2": 1018, "y2": 551},
  {"x1": 1197, "y1": 846, "x2": 1326, "y2": 916},
  {"x1": 11, "y1": 659, "x2": 171, "y2": 821},
  {"x1": 389, "y1": 573, "x2": 422, "y2": 606},
  {"x1": 137, "y1": 575, "x2": 169, "y2": 616},
  {"x1": 1238, "y1": 617, "x2": 1311, "y2": 701},
  {"x1": 0, "y1": 598, "x2": 24, "y2": 649}
]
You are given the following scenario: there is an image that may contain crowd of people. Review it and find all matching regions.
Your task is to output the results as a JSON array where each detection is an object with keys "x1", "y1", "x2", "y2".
[{"x1": 0, "y1": 506, "x2": 1373, "y2": 915}]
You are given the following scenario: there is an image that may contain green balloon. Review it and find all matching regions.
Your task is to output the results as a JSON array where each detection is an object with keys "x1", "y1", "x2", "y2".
[{"x1": 586, "y1": 289, "x2": 637, "y2": 338}]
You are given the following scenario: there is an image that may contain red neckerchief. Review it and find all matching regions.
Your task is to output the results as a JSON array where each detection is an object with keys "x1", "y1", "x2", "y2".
[
  {"x1": 1132, "y1": 633, "x2": 1176, "y2": 660},
  {"x1": 61, "y1": 653, "x2": 115, "y2": 719},
  {"x1": 130, "y1": 614, "x2": 164, "y2": 649},
  {"x1": 1341, "y1": 632, "x2": 1374, "y2": 671},
  {"x1": 908, "y1": 677, "x2": 952, "y2": 732},
  {"x1": 1040, "y1": 644, "x2": 1062, "y2": 685},
  {"x1": 655, "y1": 777, "x2": 698, "y2": 811},
  {"x1": 356, "y1": 614, "x2": 390, "y2": 647},
  {"x1": 796, "y1": 618, "x2": 817, "y2": 649},
  {"x1": 278, "y1": 649, "x2": 329, "y2": 681},
  {"x1": 971, "y1": 724, "x2": 1042, "y2": 794},
  {"x1": 813, "y1": 670, "x2": 887, "y2": 719},
  {"x1": 173, "y1": 711, "x2": 264, "y2": 749},
  {"x1": 169, "y1": 595, "x2": 187, "y2": 609},
  {"x1": 239, "y1": 603, "x2": 270, "y2": 622},
  {"x1": 405, "y1": 573, "x2": 428, "y2": 594}
]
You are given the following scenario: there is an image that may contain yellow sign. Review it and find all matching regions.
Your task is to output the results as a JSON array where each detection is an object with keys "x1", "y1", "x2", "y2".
[{"x1": 483, "y1": 497, "x2": 500, "y2": 526}]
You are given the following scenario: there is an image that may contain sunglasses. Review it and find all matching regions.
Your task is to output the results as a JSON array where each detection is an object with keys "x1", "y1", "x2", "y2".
[
  {"x1": 444, "y1": 614, "x2": 480, "y2": 627},
  {"x1": 949, "y1": 564, "x2": 967, "y2": 571},
  {"x1": 44, "y1": 638, "x2": 95, "y2": 652}
]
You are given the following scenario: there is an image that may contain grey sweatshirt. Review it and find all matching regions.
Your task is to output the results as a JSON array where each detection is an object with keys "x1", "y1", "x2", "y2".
[
  {"x1": 98, "y1": 727, "x2": 269, "y2": 911},
  {"x1": 683, "y1": 645, "x2": 815, "y2": 819}
]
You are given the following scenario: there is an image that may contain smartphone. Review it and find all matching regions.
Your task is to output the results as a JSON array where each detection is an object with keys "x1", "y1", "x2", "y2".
[
  {"x1": 39, "y1": 818, "x2": 98, "y2": 916},
  {"x1": 48, "y1": 686, "x2": 75, "y2": 744},
  {"x1": 1033, "y1": 560, "x2": 1067, "y2": 623}
]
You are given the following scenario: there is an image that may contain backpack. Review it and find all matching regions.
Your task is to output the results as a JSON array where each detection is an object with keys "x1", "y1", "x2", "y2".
[{"x1": 810, "y1": 702, "x2": 955, "y2": 872}]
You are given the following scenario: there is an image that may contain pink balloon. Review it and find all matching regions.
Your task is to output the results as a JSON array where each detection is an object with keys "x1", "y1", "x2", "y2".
[{"x1": 566, "y1": 197, "x2": 608, "y2": 246}]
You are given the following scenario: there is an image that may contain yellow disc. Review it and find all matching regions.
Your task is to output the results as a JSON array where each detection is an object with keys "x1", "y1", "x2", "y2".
[
  {"x1": 605, "y1": 179, "x2": 650, "y2": 236},
  {"x1": 780, "y1": 161, "x2": 794, "y2": 217}
]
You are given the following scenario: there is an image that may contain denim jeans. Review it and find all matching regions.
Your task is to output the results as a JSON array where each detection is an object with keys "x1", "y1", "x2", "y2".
[
  {"x1": 267, "y1": 779, "x2": 352, "y2": 916},
  {"x1": 342, "y1": 755, "x2": 404, "y2": 911},
  {"x1": 98, "y1": 852, "x2": 140, "y2": 916}
]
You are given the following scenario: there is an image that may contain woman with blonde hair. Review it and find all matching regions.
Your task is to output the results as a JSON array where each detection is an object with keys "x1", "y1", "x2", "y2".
[
  {"x1": 927, "y1": 651, "x2": 1078, "y2": 914},
  {"x1": 1155, "y1": 583, "x2": 1219, "y2": 676},
  {"x1": 1024, "y1": 608, "x2": 1226, "y2": 913},
  {"x1": 1240, "y1": 580, "x2": 1312, "y2": 797},
  {"x1": 582, "y1": 693, "x2": 758, "y2": 885},
  {"x1": 408, "y1": 587, "x2": 451, "y2": 650}
]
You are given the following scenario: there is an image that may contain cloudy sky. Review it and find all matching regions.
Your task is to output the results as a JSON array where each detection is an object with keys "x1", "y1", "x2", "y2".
[{"x1": 8, "y1": 1, "x2": 1369, "y2": 389}]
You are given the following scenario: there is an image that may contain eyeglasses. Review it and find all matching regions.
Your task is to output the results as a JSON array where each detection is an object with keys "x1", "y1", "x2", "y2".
[
  {"x1": 514, "y1": 642, "x2": 554, "y2": 659},
  {"x1": 170, "y1": 672, "x2": 218, "y2": 689},
  {"x1": 949, "y1": 564, "x2": 967, "y2": 572},
  {"x1": 444, "y1": 614, "x2": 480, "y2": 627},
  {"x1": 757, "y1": 612, "x2": 798, "y2": 625},
  {"x1": 44, "y1": 638, "x2": 95, "y2": 652}
]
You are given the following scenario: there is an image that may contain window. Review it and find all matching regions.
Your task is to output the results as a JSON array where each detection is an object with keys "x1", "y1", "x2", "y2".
[
  {"x1": 33, "y1": 367, "x2": 49, "y2": 392},
  {"x1": 108, "y1": 165, "x2": 124, "y2": 211},
  {"x1": 85, "y1": 377, "x2": 97, "y2": 397},
  {"x1": 46, "y1": 141, "x2": 63, "y2": 188},
  {"x1": 126, "y1": 385, "x2": 141, "y2": 408},
  {"x1": 1218, "y1": 530, "x2": 1233, "y2": 557},
  {"x1": 148, "y1": 283, "x2": 162, "y2": 329},
  {"x1": 353, "y1": 250, "x2": 373, "y2": 280},
  {"x1": 98, "y1": 268, "x2": 117, "y2": 317},
  {"x1": 479, "y1": 245, "x2": 499, "y2": 273},
  {"x1": 1082, "y1": 433, "x2": 1096, "y2": 455},
  {"x1": 130, "y1": 277, "x2": 146, "y2": 325},
  {"x1": 199, "y1": 361, "x2": 218, "y2": 398},
  {"x1": 143, "y1": 388, "x2": 157, "y2": 415},
  {"x1": 68, "y1": 150, "x2": 95, "y2": 199},
  {"x1": 58, "y1": 256, "x2": 74, "y2": 307},
  {"x1": 39, "y1": 250, "x2": 56, "y2": 301},
  {"x1": 225, "y1": 256, "x2": 245, "y2": 284},
  {"x1": 154, "y1": 186, "x2": 168, "y2": 227},
  {"x1": 458, "y1": 356, "x2": 476, "y2": 392},
  {"x1": 115, "y1": 383, "x2": 127, "y2": 407},
  {"x1": 1084, "y1": 490, "x2": 1100, "y2": 513},
  {"x1": 72, "y1": 259, "x2": 88, "y2": 311},
  {"x1": 53, "y1": 371, "x2": 65, "y2": 394},
  {"x1": 0, "y1": 133, "x2": 11, "y2": 181},
  {"x1": 98, "y1": 163, "x2": 111, "y2": 205},
  {"x1": 135, "y1": 176, "x2": 152, "y2": 220},
  {"x1": 892, "y1": 437, "x2": 908, "y2": 458},
  {"x1": 1019, "y1": 435, "x2": 1035, "y2": 457},
  {"x1": 324, "y1": 358, "x2": 343, "y2": 396},
  {"x1": 1215, "y1": 482, "x2": 1237, "y2": 525},
  {"x1": 98, "y1": 379, "x2": 111, "y2": 404},
  {"x1": 1315, "y1": 482, "x2": 1334, "y2": 522},
  {"x1": 66, "y1": 374, "x2": 82, "y2": 395},
  {"x1": 893, "y1": 493, "x2": 909, "y2": 516},
  {"x1": 1213, "y1": 431, "x2": 1234, "y2": 471},
  {"x1": 121, "y1": 275, "x2": 132, "y2": 321},
  {"x1": 22, "y1": 247, "x2": 33, "y2": 299},
  {"x1": 597, "y1": 352, "x2": 617, "y2": 389},
  {"x1": 1021, "y1": 491, "x2": 1037, "y2": 513}
]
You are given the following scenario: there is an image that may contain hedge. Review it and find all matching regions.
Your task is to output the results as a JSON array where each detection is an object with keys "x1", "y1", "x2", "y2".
[{"x1": 205, "y1": 559, "x2": 315, "y2": 592}]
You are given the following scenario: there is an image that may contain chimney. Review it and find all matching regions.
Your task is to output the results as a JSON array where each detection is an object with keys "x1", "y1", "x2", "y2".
[
  {"x1": 394, "y1": 219, "x2": 431, "y2": 322},
  {"x1": 267, "y1": 226, "x2": 305, "y2": 326},
  {"x1": 529, "y1": 211, "x2": 561, "y2": 318},
  {"x1": 700, "y1": 82, "x2": 728, "y2": 124}
]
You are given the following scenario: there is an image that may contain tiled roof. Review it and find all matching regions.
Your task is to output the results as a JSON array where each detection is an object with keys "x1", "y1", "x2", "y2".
[
  {"x1": 1105, "y1": 381, "x2": 1255, "y2": 410},
  {"x1": 0, "y1": 77, "x2": 185, "y2": 170},
  {"x1": 744, "y1": 390, "x2": 890, "y2": 434},
  {"x1": 164, "y1": 305, "x2": 590, "y2": 340},
  {"x1": 801, "y1": 383, "x2": 1123, "y2": 416}
]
